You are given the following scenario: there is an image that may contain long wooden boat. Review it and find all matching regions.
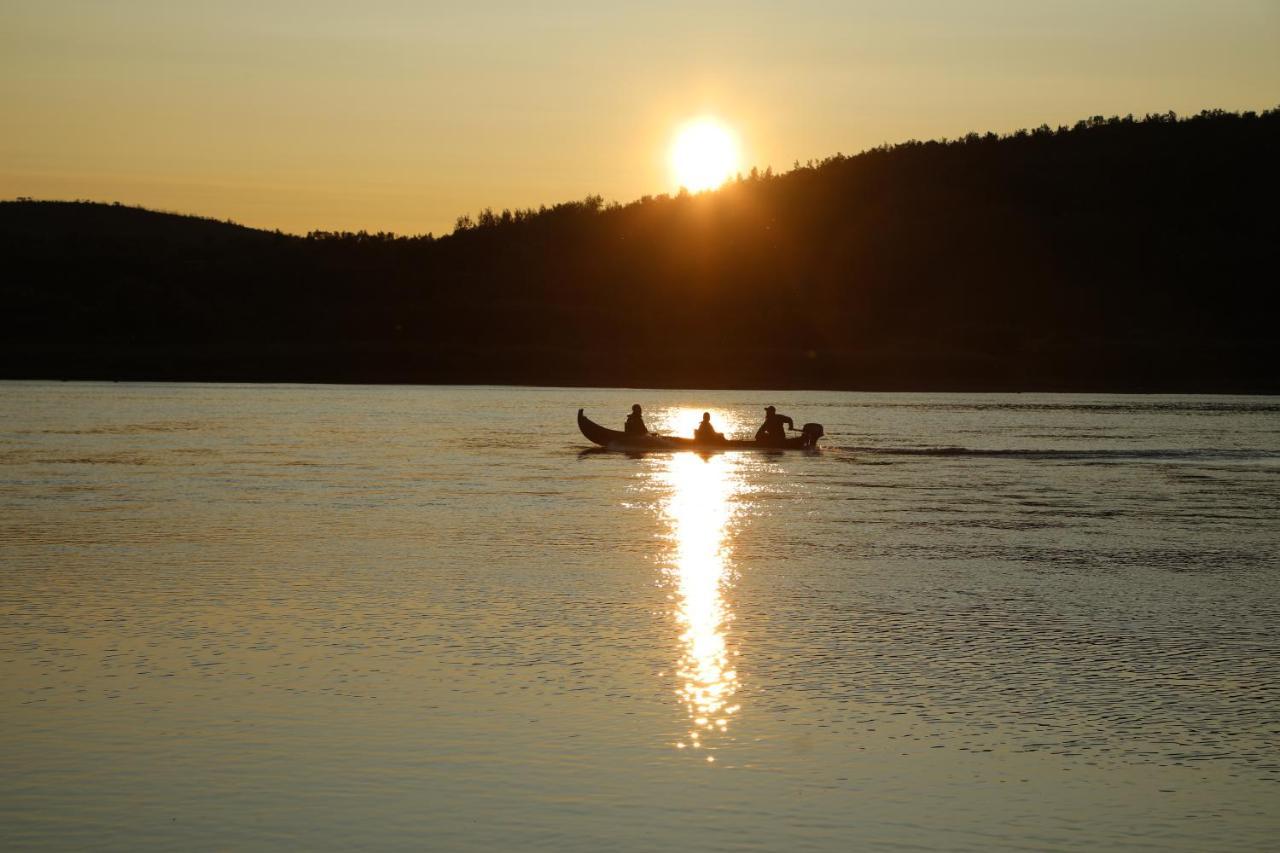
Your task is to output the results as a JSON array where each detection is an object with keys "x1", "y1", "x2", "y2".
[{"x1": 577, "y1": 409, "x2": 823, "y2": 451}]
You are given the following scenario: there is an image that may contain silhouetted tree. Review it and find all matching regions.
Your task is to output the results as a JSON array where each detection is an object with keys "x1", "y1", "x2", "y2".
[{"x1": 2, "y1": 108, "x2": 1276, "y2": 390}]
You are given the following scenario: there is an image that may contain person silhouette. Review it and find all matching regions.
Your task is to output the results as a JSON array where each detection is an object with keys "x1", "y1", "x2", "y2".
[
  {"x1": 755, "y1": 405, "x2": 794, "y2": 445},
  {"x1": 624, "y1": 404, "x2": 649, "y2": 435},
  {"x1": 693, "y1": 412, "x2": 724, "y2": 443}
]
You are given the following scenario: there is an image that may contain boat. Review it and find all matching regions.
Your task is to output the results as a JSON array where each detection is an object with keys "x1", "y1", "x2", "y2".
[{"x1": 577, "y1": 409, "x2": 823, "y2": 451}]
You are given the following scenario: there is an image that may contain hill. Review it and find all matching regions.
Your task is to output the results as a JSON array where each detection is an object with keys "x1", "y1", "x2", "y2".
[{"x1": 3, "y1": 108, "x2": 1277, "y2": 391}]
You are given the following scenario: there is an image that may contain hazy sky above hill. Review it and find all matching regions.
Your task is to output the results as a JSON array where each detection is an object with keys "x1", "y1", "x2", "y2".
[{"x1": 2, "y1": 1, "x2": 1277, "y2": 235}]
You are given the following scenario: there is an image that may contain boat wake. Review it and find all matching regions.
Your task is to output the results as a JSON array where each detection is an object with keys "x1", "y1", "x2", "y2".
[{"x1": 831, "y1": 446, "x2": 1280, "y2": 463}]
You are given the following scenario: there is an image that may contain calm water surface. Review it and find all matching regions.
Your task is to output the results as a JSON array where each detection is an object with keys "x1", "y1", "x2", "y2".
[{"x1": 2, "y1": 383, "x2": 1278, "y2": 850}]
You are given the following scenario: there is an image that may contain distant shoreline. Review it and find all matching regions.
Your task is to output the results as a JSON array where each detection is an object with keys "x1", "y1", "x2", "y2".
[
  {"x1": 5, "y1": 109, "x2": 1277, "y2": 396},
  {"x1": 3, "y1": 374, "x2": 1277, "y2": 396}
]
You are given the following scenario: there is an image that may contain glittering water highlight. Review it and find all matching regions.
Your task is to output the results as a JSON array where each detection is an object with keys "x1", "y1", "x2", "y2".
[{"x1": 2, "y1": 383, "x2": 1277, "y2": 851}]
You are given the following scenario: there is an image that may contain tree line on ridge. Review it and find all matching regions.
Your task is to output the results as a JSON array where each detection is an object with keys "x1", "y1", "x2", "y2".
[{"x1": 3, "y1": 108, "x2": 1276, "y2": 391}]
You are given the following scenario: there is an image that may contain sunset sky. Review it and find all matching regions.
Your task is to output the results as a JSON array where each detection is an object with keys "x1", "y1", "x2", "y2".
[{"x1": 3, "y1": 1, "x2": 1277, "y2": 236}]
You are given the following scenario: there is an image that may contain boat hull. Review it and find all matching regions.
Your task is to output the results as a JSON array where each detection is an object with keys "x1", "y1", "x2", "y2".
[{"x1": 577, "y1": 409, "x2": 821, "y2": 452}]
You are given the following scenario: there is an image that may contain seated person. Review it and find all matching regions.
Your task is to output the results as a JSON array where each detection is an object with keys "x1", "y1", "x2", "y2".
[
  {"x1": 755, "y1": 405, "x2": 794, "y2": 445},
  {"x1": 624, "y1": 404, "x2": 649, "y2": 435},
  {"x1": 693, "y1": 412, "x2": 725, "y2": 443}
]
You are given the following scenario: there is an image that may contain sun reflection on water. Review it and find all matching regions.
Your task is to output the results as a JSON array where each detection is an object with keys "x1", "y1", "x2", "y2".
[{"x1": 659, "y1": 449, "x2": 744, "y2": 757}]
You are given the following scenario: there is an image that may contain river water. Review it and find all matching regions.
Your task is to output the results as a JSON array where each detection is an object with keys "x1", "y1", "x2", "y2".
[{"x1": 1, "y1": 383, "x2": 1277, "y2": 850}]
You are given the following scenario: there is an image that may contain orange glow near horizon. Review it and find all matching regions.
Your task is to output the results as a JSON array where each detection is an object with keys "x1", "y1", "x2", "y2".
[
  {"x1": 670, "y1": 118, "x2": 741, "y2": 193},
  {"x1": 2, "y1": 5, "x2": 1276, "y2": 234}
]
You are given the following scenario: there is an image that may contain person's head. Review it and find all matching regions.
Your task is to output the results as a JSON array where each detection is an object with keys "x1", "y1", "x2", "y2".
[
  {"x1": 765, "y1": 405, "x2": 776, "y2": 415},
  {"x1": 701, "y1": 412, "x2": 711, "y2": 422},
  {"x1": 632, "y1": 404, "x2": 642, "y2": 414}
]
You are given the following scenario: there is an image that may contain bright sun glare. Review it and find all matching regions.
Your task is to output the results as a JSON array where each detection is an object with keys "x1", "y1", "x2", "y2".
[{"x1": 670, "y1": 118, "x2": 741, "y2": 193}]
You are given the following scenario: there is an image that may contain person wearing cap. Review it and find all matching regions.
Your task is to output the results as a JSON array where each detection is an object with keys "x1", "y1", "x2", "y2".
[
  {"x1": 624, "y1": 404, "x2": 650, "y2": 435},
  {"x1": 693, "y1": 412, "x2": 725, "y2": 443},
  {"x1": 755, "y1": 405, "x2": 794, "y2": 445}
]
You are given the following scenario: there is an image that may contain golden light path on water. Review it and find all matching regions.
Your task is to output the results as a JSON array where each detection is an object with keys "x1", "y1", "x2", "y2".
[{"x1": 652, "y1": 408, "x2": 751, "y2": 761}]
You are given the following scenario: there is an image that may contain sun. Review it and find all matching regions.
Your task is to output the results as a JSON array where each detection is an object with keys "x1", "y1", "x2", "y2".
[{"x1": 670, "y1": 118, "x2": 741, "y2": 193}]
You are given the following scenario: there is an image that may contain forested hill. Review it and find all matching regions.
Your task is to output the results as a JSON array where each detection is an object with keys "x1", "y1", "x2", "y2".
[{"x1": 4, "y1": 108, "x2": 1277, "y2": 391}]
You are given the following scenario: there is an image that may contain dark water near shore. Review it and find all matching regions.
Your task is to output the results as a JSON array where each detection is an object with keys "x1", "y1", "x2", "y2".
[{"x1": 2, "y1": 383, "x2": 1278, "y2": 850}]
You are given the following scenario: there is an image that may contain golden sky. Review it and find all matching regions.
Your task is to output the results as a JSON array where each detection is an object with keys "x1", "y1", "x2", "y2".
[{"x1": 2, "y1": 1, "x2": 1277, "y2": 235}]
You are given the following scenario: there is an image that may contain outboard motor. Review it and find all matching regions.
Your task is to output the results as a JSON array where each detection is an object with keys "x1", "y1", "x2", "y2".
[{"x1": 799, "y1": 423, "x2": 824, "y2": 448}]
